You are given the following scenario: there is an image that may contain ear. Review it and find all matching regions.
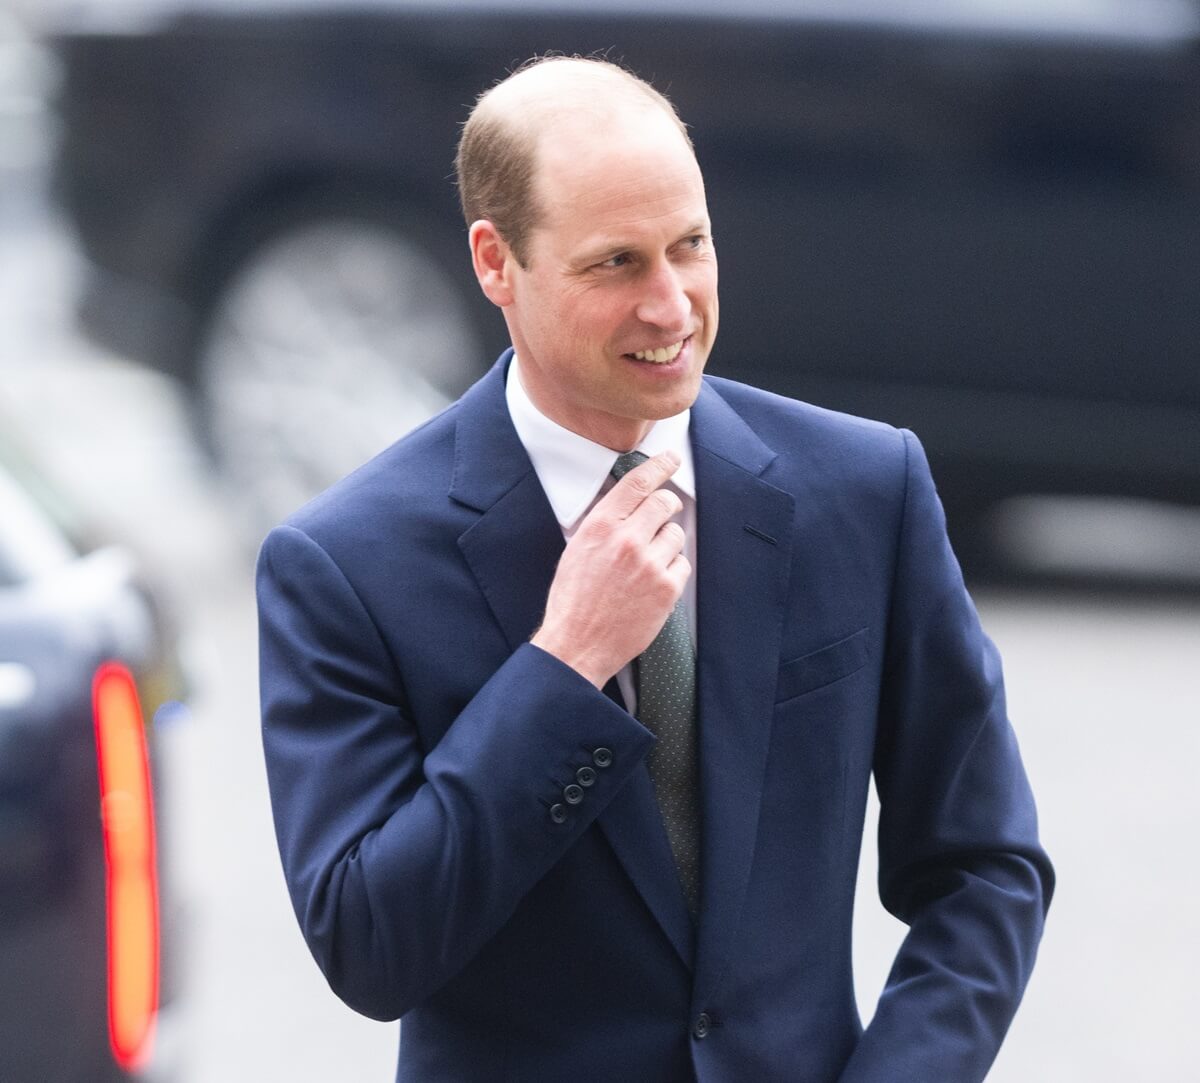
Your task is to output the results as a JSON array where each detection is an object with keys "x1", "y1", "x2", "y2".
[{"x1": 469, "y1": 219, "x2": 517, "y2": 307}]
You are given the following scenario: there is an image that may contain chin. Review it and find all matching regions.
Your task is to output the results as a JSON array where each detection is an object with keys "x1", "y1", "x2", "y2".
[{"x1": 642, "y1": 391, "x2": 700, "y2": 422}]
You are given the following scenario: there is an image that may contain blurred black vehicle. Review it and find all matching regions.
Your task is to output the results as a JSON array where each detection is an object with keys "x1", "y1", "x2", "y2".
[
  {"x1": 0, "y1": 428, "x2": 181, "y2": 1082},
  {"x1": 47, "y1": 0, "x2": 1200, "y2": 547}
]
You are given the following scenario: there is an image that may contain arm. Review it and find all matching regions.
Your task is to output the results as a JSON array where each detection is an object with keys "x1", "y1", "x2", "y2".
[
  {"x1": 258, "y1": 524, "x2": 653, "y2": 1020},
  {"x1": 839, "y1": 430, "x2": 1054, "y2": 1082},
  {"x1": 257, "y1": 452, "x2": 686, "y2": 1021}
]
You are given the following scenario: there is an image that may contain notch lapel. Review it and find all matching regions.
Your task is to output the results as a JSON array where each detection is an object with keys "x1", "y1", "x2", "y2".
[
  {"x1": 689, "y1": 383, "x2": 795, "y2": 1007},
  {"x1": 450, "y1": 352, "x2": 696, "y2": 971},
  {"x1": 451, "y1": 354, "x2": 565, "y2": 654}
]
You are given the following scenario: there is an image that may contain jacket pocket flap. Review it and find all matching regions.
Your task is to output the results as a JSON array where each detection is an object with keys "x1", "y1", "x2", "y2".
[{"x1": 775, "y1": 627, "x2": 869, "y2": 704}]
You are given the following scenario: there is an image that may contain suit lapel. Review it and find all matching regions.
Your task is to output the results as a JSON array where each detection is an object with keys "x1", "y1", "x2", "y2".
[
  {"x1": 689, "y1": 383, "x2": 795, "y2": 1006},
  {"x1": 451, "y1": 353, "x2": 564, "y2": 652},
  {"x1": 450, "y1": 352, "x2": 696, "y2": 971}
]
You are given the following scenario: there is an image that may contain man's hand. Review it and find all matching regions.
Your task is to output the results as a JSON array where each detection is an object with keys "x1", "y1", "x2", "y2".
[{"x1": 531, "y1": 451, "x2": 690, "y2": 688}]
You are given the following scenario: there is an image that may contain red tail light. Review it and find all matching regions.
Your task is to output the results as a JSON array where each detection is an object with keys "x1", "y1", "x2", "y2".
[{"x1": 92, "y1": 661, "x2": 159, "y2": 1072}]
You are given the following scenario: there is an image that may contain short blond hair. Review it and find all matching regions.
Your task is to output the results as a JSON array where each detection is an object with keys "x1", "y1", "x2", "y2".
[{"x1": 455, "y1": 56, "x2": 693, "y2": 267}]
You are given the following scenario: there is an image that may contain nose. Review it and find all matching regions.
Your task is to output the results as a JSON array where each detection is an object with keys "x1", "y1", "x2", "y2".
[{"x1": 636, "y1": 261, "x2": 690, "y2": 331}]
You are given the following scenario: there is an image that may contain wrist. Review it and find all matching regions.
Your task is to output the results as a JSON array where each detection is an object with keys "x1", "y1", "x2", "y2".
[{"x1": 530, "y1": 628, "x2": 611, "y2": 689}]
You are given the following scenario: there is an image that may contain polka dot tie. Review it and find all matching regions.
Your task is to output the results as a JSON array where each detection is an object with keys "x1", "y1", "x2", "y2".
[{"x1": 611, "y1": 451, "x2": 701, "y2": 919}]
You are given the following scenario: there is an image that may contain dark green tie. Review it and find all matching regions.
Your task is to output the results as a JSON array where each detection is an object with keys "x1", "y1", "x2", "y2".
[{"x1": 611, "y1": 451, "x2": 701, "y2": 918}]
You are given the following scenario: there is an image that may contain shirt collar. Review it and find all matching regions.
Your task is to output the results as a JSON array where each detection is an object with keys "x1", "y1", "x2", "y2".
[{"x1": 505, "y1": 353, "x2": 695, "y2": 530}]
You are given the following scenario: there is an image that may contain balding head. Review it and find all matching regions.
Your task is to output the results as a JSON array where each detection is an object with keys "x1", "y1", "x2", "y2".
[{"x1": 455, "y1": 56, "x2": 693, "y2": 267}]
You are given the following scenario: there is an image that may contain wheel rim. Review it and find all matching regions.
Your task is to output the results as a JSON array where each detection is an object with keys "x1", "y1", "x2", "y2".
[{"x1": 198, "y1": 217, "x2": 482, "y2": 532}]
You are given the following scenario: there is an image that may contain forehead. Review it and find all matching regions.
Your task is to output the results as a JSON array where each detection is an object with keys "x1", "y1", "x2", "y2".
[{"x1": 529, "y1": 108, "x2": 708, "y2": 253}]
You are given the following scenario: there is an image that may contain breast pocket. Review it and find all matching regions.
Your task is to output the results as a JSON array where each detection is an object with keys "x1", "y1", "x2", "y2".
[{"x1": 774, "y1": 627, "x2": 870, "y2": 705}]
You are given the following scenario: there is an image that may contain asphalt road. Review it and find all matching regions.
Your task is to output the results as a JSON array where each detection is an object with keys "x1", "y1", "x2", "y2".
[{"x1": 3, "y1": 65, "x2": 1199, "y2": 1081}]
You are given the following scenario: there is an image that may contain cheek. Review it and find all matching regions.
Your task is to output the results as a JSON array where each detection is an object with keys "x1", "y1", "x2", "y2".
[
  {"x1": 570, "y1": 298, "x2": 627, "y2": 346},
  {"x1": 692, "y1": 261, "x2": 719, "y2": 300}
]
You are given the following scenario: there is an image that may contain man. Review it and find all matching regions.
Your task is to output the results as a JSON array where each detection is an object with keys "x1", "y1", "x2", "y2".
[{"x1": 257, "y1": 57, "x2": 1053, "y2": 1081}]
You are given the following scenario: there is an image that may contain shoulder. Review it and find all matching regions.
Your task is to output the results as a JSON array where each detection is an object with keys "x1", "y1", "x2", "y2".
[
  {"x1": 698, "y1": 374, "x2": 914, "y2": 486},
  {"x1": 264, "y1": 398, "x2": 467, "y2": 563}
]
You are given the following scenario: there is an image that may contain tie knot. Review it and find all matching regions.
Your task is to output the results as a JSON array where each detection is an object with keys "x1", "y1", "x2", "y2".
[{"x1": 611, "y1": 450, "x2": 649, "y2": 480}]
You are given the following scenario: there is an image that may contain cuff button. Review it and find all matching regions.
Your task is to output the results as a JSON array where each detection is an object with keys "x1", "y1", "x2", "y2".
[
  {"x1": 592, "y1": 747, "x2": 613, "y2": 768},
  {"x1": 549, "y1": 803, "x2": 568, "y2": 824}
]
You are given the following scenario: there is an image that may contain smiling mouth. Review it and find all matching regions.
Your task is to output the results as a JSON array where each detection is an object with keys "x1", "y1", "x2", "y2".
[{"x1": 628, "y1": 338, "x2": 686, "y2": 364}]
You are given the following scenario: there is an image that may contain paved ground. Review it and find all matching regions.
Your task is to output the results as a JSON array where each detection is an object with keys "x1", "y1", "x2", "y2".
[{"x1": 3, "y1": 36, "x2": 1199, "y2": 1079}]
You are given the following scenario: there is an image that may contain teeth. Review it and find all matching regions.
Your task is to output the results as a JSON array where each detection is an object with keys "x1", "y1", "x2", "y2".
[{"x1": 633, "y1": 340, "x2": 684, "y2": 363}]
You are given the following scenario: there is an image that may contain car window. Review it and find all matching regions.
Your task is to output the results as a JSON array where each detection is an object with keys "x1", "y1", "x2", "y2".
[
  {"x1": 37, "y1": 0, "x2": 1200, "y2": 44},
  {"x1": 774, "y1": 0, "x2": 1200, "y2": 41}
]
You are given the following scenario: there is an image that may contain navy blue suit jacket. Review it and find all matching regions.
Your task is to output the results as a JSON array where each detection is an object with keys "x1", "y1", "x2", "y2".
[{"x1": 257, "y1": 351, "x2": 1053, "y2": 1081}]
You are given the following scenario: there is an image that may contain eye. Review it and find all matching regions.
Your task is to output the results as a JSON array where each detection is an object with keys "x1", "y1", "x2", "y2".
[
  {"x1": 599, "y1": 252, "x2": 631, "y2": 269},
  {"x1": 670, "y1": 234, "x2": 709, "y2": 259}
]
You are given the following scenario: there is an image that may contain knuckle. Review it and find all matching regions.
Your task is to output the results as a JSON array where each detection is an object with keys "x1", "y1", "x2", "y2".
[
  {"x1": 650, "y1": 489, "x2": 679, "y2": 516},
  {"x1": 586, "y1": 516, "x2": 615, "y2": 541},
  {"x1": 661, "y1": 521, "x2": 685, "y2": 545},
  {"x1": 624, "y1": 470, "x2": 654, "y2": 497},
  {"x1": 613, "y1": 534, "x2": 639, "y2": 561},
  {"x1": 577, "y1": 505, "x2": 614, "y2": 535}
]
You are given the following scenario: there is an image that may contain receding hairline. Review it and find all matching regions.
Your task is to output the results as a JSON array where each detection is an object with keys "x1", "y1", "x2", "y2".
[
  {"x1": 456, "y1": 56, "x2": 694, "y2": 264},
  {"x1": 471, "y1": 57, "x2": 691, "y2": 146}
]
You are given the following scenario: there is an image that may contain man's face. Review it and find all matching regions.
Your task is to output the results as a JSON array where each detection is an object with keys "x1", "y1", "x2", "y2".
[{"x1": 500, "y1": 107, "x2": 718, "y2": 450}]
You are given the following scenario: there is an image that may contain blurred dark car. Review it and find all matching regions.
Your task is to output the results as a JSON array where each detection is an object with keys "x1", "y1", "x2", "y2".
[
  {"x1": 47, "y1": 0, "x2": 1200, "y2": 550},
  {"x1": 0, "y1": 429, "x2": 181, "y2": 1082}
]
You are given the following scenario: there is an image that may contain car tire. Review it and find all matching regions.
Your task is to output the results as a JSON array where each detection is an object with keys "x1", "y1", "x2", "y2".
[{"x1": 194, "y1": 206, "x2": 487, "y2": 541}]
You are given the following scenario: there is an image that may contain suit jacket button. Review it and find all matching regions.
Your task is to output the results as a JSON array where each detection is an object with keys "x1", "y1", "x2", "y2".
[
  {"x1": 549, "y1": 803, "x2": 568, "y2": 824},
  {"x1": 592, "y1": 747, "x2": 613, "y2": 768},
  {"x1": 563, "y1": 783, "x2": 584, "y2": 805},
  {"x1": 692, "y1": 1012, "x2": 712, "y2": 1040},
  {"x1": 576, "y1": 766, "x2": 597, "y2": 787}
]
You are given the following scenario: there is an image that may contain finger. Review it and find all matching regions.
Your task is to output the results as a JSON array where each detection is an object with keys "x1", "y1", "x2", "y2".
[
  {"x1": 665, "y1": 552, "x2": 692, "y2": 595},
  {"x1": 644, "y1": 516, "x2": 687, "y2": 566},
  {"x1": 648, "y1": 528, "x2": 688, "y2": 592},
  {"x1": 597, "y1": 450, "x2": 680, "y2": 519},
  {"x1": 623, "y1": 486, "x2": 684, "y2": 542}
]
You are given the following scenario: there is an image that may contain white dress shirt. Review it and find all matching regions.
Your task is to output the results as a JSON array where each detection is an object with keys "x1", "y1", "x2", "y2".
[{"x1": 505, "y1": 354, "x2": 697, "y2": 713}]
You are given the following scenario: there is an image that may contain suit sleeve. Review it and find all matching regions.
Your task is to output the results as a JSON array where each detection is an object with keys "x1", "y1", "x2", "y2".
[
  {"x1": 839, "y1": 430, "x2": 1054, "y2": 1082},
  {"x1": 256, "y1": 524, "x2": 654, "y2": 1021}
]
